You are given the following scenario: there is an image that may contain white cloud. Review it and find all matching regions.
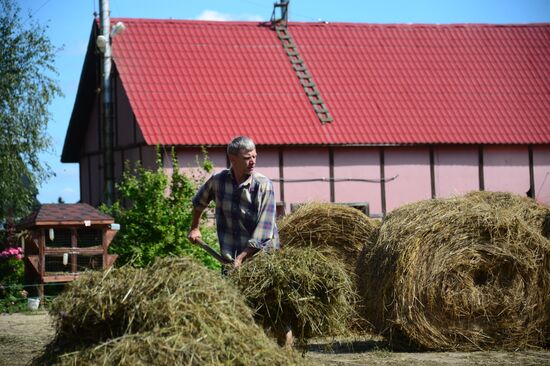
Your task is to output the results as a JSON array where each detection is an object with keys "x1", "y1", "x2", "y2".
[
  {"x1": 196, "y1": 10, "x2": 264, "y2": 22},
  {"x1": 243, "y1": 14, "x2": 264, "y2": 22},
  {"x1": 63, "y1": 187, "x2": 77, "y2": 195},
  {"x1": 196, "y1": 10, "x2": 233, "y2": 21}
]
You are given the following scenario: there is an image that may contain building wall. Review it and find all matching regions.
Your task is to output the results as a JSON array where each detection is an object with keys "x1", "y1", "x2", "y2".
[
  {"x1": 80, "y1": 92, "x2": 102, "y2": 206},
  {"x1": 255, "y1": 148, "x2": 282, "y2": 203},
  {"x1": 79, "y1": 78, "x2": 550, "y2": 211},
  {"x1": 384, "y1": 147, "x2": 432, "y2": 212},
  {"x1": 483, "y1": 146, "x2": 530, "y2": 195},
  {"x1": 150, "y1": 144, "x2": 550, "y2": 218},
  {"x1": 80, "y1": 73, "x2": 155, "y2": 206},
  {"x1": 282, "y1": 148, "x2": 331, "y2": 212},
  {"x1": 333, "y1": 147, "x2": 382, "y2": 215},
  {"x1": 534, "y1": 146, "x2": 550, "y2": 203},
  {"x1": 434, "y1": 146, "x2": 479, "y2": 197}
]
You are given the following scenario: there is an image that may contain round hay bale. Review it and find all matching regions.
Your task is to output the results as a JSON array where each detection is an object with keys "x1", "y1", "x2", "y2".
[
  {"x1": 52, "y1": 325, "x2": 309, "y2": 366},
  {"x1": 34, "y1": 257, "x2": 310, "y2": 366},
  {"x1": 464, "y1": 191, "x2": 550, "y2": 238},
  {"x1": 228, "y1": 247, "x2": 357, "y2": 344},
  {"x1": 278, "y1": 202, "x2": 380, "y2": 273},
  {"x1": 357, "y1": 196, "x2": 550, "y2": 351}
]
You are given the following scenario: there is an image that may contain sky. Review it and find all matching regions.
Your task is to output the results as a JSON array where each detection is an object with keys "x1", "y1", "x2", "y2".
[{"x1": 16, "y1": 0, "x2": 550, "y2": 204}]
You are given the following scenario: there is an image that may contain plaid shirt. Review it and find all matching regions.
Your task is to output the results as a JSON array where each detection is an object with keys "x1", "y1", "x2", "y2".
[{"x1": 192, "y1": 169, "x2": 280, "y2": 259}]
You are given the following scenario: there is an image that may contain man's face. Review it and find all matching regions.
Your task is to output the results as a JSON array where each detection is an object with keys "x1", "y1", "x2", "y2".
[{"x1": 230, "y1": 149, "x2": 257, "y2": 178}]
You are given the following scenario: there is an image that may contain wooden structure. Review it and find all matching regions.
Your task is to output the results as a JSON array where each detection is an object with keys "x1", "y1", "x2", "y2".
[{"x1": 18, "y1": 203, "x2": 119, "y2": 301}]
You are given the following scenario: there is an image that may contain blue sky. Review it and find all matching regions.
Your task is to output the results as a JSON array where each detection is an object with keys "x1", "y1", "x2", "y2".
[{"x1": 17, "y1": 0, "x2": 550, "y2": 204}]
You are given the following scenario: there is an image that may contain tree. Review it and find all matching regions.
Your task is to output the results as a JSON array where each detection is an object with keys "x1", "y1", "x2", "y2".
[
  {"x1": 101, "y1": 148, "x2": 221, "y2": 270},
  {"x1": 0, "y1": 0, "x2": 61, "y2": 220}
]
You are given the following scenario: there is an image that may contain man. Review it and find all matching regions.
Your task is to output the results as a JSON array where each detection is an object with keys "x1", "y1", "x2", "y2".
[
  {"x1": 188, "y1": 136, "x2": 293, "y2": 347},
  {"x1": 187, "y1": 136, "x2": 280, "y2": 267}
]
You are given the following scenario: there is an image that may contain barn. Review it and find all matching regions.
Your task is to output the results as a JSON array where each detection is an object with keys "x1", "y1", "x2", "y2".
[{"x1": 61, "y1": 16, "x2": 550, "y2": 217}]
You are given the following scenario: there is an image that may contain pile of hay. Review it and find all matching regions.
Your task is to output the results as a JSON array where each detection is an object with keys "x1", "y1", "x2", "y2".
[
  {"x1": 278, "y1": 202, "x2": 380, "y2": 273},
  {"x1": 357, "y1": 195, "x2": 550, "y2": 351},
  {"x1": 464, "y1": 191, "x2": 550, "y2": 238},
  {"x1": 33, "y1": 257, "x2": 310, "y2": 366},
  {"x1": 228, "y1": 247, "x2": 357, "y2": 345}
]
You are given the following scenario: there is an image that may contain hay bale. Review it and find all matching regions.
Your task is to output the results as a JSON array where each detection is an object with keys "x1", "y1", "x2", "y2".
[
  {"x1": 228, "y1": 247, "x2": 357, "y2": 344},
  {"x1": 278, "y1": 202, "x2": 380, "y2": 273},
  {"x1": 34, "y1": 257, "x2": 311, "y2": 366},
  {"x1": 357, "y1": 196, "x2": 550, "y2": 351},
  {"x1": 52, "y1": 325, "x2": 307, "y2": 366},
  {"x1": 464, "y1": 191, "x2": 550, "y2": 238}
]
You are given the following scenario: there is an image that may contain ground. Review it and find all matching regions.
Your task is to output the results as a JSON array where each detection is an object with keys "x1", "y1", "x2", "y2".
[{"x1": 1, "y1": 312, "x2": 550, "y2": 366}]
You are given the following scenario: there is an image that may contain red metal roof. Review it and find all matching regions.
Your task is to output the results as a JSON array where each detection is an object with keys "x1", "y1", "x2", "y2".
[{"x1": 108, "y1": 19, "x2": 550, "y2": 146}]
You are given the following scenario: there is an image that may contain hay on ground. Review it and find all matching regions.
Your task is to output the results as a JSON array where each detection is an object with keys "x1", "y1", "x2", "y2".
[
  {"x1": 278, "y1": 202, "x2": 380, "y2": 274},
  {"x1": 228, "y1": 247, "x2": 357, "y2": 345},
  {"x1": 33, "y1": 257, "x2": 310, "y2": 366},
  {"x1": 357, "y1": 195, "x2": 550, "y2": 351}
]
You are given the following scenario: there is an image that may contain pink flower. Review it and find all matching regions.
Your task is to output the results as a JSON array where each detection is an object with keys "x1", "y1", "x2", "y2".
[{"x1": 0, "y1": 246, "x2": 23, "y2": 260}]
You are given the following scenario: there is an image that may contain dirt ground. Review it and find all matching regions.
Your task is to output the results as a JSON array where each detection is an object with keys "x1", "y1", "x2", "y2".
[{"x1": 1, "y1": 312, "x2": 550, "y2": 366}]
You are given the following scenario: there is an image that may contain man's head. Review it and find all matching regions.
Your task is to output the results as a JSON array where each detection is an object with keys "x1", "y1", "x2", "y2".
[{"x1": 227, "y1": 136, "x2": 257, "y2": 180}]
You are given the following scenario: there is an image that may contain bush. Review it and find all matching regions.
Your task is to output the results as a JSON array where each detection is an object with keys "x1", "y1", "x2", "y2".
[
  {"x1": 102, "y1": 148, "x2": 220, "y2": 270},
  {"x1": 0, "y1": 247, "x2": 26, "y2": 313}
]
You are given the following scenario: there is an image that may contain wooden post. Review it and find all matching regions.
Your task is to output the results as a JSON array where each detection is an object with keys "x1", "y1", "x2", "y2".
[
  {"x1": 39, "y1": 229, "x2": 45, "y2": 304},
  {"x1": 71, "y1": 228, "x2": 78, "y2": 273}
]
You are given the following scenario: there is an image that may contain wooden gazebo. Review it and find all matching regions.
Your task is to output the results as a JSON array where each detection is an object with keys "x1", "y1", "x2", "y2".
[{"x1": 18, "y1": 203, "x2": 119, "y2": 301}]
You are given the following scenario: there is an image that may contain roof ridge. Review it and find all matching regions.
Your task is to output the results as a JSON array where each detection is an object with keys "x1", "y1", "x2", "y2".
[{"x1": 112, "y1": 17, "x2": 550, "y2": 28}]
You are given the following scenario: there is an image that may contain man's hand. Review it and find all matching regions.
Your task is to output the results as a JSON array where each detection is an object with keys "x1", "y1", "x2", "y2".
[
  {"x1": 187, "y1": 228, "x2": 201, "y2": 243},
  {"x1": 233, "y1": 247, "x2": 258, "y2": 268}
]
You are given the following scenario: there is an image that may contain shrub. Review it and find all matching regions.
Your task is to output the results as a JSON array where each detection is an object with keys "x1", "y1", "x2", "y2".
[
  {"x1": 102, "y1": 148, "x2": 220, "y2": 270},
  {"x1": 0, "y1": 246, "x2": 26, "y2": 313}
]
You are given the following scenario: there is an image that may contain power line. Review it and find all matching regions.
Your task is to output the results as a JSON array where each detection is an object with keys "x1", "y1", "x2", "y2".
[{"x1": 30, "y1": 0, "x2": 53, "y2": 17}]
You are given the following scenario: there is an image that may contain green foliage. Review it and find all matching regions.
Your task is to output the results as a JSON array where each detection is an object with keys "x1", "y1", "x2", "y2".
[
  {"x1": 0, "y1": 256, "x2": 26, "y2": 313},
  {"x1": 0, "y1": 0, "x2": 61, "y2": 220},
  {"x1": 101, "y1": 149, "x2": 220, "y2": 270},
  {"x1": 200, "y1": 145, "x2": 214, "y2": 173}
]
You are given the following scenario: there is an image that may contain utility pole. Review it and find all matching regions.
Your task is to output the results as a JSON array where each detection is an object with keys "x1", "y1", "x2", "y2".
[{"x1": 99, "y1": 0, "x2": 114, "y2": 206}]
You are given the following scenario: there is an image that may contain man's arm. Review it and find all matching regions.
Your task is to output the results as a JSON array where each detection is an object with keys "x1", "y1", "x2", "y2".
[{"x1": 187, "y1": 207, "x2": 205, "y2": 242}]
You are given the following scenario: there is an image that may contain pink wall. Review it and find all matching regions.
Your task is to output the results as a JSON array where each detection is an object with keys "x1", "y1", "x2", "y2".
[
  {"x1": 283, "y1": 148, "x2": 331, "y2": 212},
  {"x1": 534, "y1": 146, "x2": 550, "y2": 205},
  {"x1": 333, "y1": 147, "x2": 382, "y2": 215},
  {"x1": 255, "y1": 148, "x2": 282, "y2": 202},
  {"x1": 483, "y1": 146, "x2": 530, "y2": 195},
  {"x1": 170, "y1": 148, "x2": 227, "y2": 184},
  {"x1": 435, "y1": 147, "x2": 479, "y2": 198},
  {"x1": 384, "y1": 147, "x2": 432, "y2": 212}
]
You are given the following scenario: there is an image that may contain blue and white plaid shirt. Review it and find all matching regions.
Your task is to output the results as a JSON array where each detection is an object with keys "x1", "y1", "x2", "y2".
[{"x1": 192, "y1": 169, "x2": 280, "y2": 259}]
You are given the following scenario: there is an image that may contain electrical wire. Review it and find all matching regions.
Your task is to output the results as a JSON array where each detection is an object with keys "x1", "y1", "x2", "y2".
[{"x1": 30, "y1": 0, "x2": 53, "y2": 17}]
